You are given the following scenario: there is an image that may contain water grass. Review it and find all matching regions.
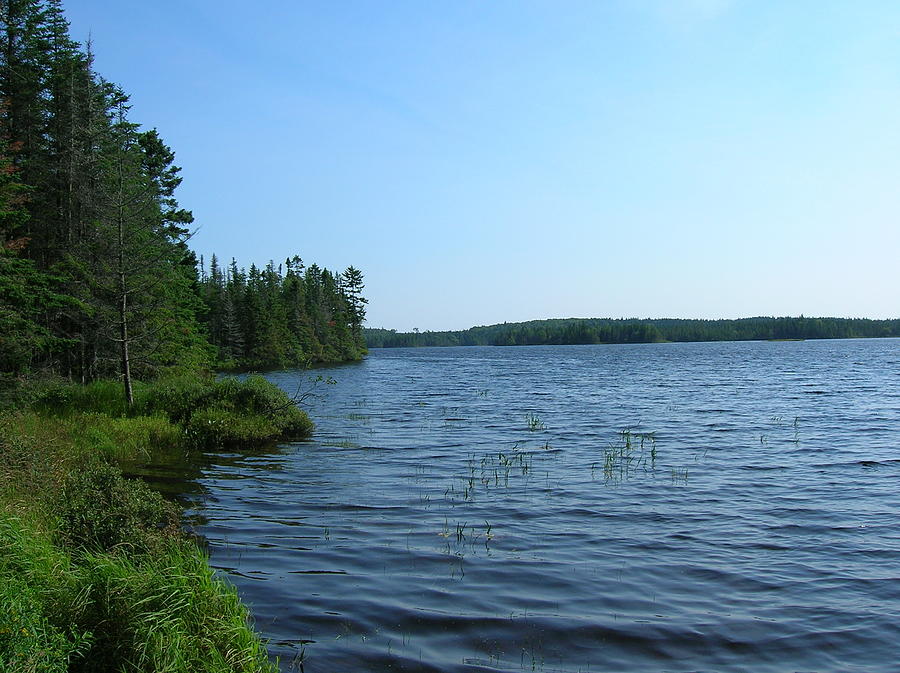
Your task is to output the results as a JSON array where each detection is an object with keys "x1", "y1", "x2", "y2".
[
  {"x1": 597, "y1": 428, "x2": 658, "y2": 483},
  {"x1": 525, "y1": 413, "x2": 546, "y2": 432}
]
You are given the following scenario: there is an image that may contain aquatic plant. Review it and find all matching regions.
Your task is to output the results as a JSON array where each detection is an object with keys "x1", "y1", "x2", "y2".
[
  {"x1": 599, "y1": 428, "x2": 658, "y2": 483},
  {"x1": 525, "y1": 413, "x2": 546, "y2": 432},
  {"x1": 671, "y1": 467, "x2": 689, "y2": 484}
]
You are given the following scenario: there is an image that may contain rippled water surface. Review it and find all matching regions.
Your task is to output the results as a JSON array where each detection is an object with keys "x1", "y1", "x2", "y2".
[{"x1": 172, "y1": 340, "x2": 900, "y2": 672}]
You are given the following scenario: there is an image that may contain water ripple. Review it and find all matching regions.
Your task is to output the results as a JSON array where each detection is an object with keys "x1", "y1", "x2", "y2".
[{"x1": 168, "y1": 339, "x2": 900, "y2": 672}]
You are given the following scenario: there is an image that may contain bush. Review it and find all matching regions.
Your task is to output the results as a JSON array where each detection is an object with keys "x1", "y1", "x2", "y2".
[
  {"x1": 134, "y1": 374, "x2": 214, "y2": 426},
  {"x1": 184, "y1": 408, "x2": 278, "y2": 449},
  {"x1": 57, "y1": 461, "x2": 180, "y2": 555},
  {"x1": 139, "y1": 374, "x2": 313, "y2": 448}
]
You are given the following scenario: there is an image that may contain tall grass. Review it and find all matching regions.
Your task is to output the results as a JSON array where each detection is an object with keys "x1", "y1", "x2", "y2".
[
  {"x1": 0, "y1": 516, "x2": 276, "y2": 673},
  {"x1": 1, "y1": 372, "x2": 306, "y2": 672}
]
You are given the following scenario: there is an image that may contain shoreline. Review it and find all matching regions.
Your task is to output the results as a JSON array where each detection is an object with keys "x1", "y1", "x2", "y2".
[{"x1": 1, "y1": 374, "x2": 308, "y2": 672}]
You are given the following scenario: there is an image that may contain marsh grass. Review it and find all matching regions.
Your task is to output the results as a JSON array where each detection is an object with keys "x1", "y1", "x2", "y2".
[
  {"x1": 0, "y1": 516, "x2": 275, "y2": 673},
  {"x1": 596, "y1": 429, "x2": 658, "y2": 483},
  {"x1": 1, "y1": 374, "x2": 295, "y2": 672},
  {"x1": 525, "y1": 413, "x2": 546, "y2": 432}
]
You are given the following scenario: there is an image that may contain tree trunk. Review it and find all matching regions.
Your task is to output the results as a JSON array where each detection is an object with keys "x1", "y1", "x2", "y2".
[
  {"x1": 117, "y1": 195, "x2": 133, "y2": 407},
  {"x1": 119, "y1": 283, "x2": 133, "y2": 407}
]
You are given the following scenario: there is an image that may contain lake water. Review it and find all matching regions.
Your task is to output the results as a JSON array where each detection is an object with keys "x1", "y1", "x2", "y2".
[{"x1": 173, "y1": 340, "x2": 900, "y2": 672}]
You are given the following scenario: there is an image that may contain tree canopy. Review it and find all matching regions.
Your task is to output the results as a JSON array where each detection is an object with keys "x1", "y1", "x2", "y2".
[{"x1": 0, "y1": 0, "x2": 366, "y2": 396}]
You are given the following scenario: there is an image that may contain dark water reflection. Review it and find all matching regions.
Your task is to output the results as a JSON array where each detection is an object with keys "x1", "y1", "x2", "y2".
[{"x1": 168, "y1": 340, "x2": 900, "y2": 671}]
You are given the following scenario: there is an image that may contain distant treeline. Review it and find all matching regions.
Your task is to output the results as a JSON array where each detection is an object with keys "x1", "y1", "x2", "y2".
[
  {"x1": 199, "y1": 256, "x2": 366, "y2": 370},
  {"x1": 364, "y1": 317, "x2": 900, "y2": 348}
]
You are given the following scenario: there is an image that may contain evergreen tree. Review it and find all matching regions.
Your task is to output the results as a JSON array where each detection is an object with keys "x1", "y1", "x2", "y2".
[{"x1": 1, "y1": 1, "x2": 366, "y2": 385}]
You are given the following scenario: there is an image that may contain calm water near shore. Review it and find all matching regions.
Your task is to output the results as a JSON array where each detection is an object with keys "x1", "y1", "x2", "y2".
[{"x1": 162, "y1": 340, "x2": 899, "y2": 672}]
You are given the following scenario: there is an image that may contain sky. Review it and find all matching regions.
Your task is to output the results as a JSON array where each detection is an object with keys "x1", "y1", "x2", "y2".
[{"x1": 62, "y1": 0, "x2": 900, "y2": 331}]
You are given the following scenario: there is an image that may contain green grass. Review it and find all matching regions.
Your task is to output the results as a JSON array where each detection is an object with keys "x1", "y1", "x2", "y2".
[
  {"x1": 29, "y1": 374, "x2": 314, "y2": 451},
  {"x1": 0, "y1": 373, "x2": 307, "y2": 672},
  {"x1": 0, "y1": 516, "x2": 276, "y2": 673}
]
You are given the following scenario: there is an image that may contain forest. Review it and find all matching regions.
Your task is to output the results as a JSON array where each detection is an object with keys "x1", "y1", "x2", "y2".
[
  {"x1": 0, "y1": 2, "x2": 366, "y2": 671},
  {"x1": 364, "y1": 316, "x2": 900, "y2": 348},
  {"x1": 0, "y1": 0, "x2": 365, "y2": 399}
]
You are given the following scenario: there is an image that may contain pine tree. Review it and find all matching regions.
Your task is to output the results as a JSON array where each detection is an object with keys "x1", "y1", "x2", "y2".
[
  {"x1": 83, "y1": 93, "x2": 201, "y2": 404},
  {"x1": 341, "y1": 265, "x2": 367, "y2": 347}
]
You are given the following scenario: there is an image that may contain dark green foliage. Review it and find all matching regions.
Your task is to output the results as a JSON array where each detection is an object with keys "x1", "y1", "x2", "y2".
[
  {"x1": 1, "y1": 1, "x2": 366, "y2": 393},
  {"x1": 365, "y1": 316, "x2": 900, "y2": 349},
  {"x1": 137, "y1": 374, "x2": 314, "y2": 448},
  {"x1": 57, "y1": 459, "x2": 180, "y2": 554},
  {"x1": 0, "y1": 252, "x2": 74, "y2": 373},
  {"x1": 1, "y1": 0, "x2": 213, "y2": 387},
  {"x1": 0, "y1": 121, "x2": 77, "y2": 375},
  {"x1": 198, "y1": 256, "x2": 366, "y2": 370}
]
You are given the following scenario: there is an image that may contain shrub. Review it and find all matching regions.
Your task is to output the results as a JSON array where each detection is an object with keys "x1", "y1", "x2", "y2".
[
  {"x1": 56, "y1": 461, "x2": 180, "y2": 555},
  {"x1": 184, "y1": 408, "x2": 278, "y2": 449},
  {"x1": 134, "y1": 374, "x2": 215, "y2": 426},
  {"x1": 139, "y1": 374, "x2": 313, "y2": 448}
]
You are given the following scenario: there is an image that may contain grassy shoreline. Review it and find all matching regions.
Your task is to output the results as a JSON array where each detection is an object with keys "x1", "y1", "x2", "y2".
[{"x1": 1, "y1": 374, "x2": 311, "y2": 672}]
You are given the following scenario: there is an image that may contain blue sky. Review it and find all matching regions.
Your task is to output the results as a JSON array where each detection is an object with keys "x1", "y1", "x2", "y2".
[{"x1": 63, "y1": 1, "x2": 899, "y2": 330}]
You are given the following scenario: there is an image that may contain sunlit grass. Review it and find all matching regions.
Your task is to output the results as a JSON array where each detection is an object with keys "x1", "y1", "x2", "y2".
[{"x1": 0, "y1": 374, "x2": 295, "y2": 672}]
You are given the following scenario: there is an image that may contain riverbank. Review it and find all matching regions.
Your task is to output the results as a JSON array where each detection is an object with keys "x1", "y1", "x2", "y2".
[{"x1": 0, "y1": 374, "x2": 310, "y2": 672}]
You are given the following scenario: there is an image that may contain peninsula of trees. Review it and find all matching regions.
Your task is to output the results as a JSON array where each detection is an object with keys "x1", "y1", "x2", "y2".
[
  {"x1": 365, "y1": 316, "x2": 900, "y2": 348},
  {"x1": 0, "y1": 0, "x2": 365, "y2": 391}
]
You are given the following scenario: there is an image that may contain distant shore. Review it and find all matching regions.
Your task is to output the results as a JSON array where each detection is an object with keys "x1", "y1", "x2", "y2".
[{"x1": 364, "y1": 316, "x2": 899, "y2": 349}]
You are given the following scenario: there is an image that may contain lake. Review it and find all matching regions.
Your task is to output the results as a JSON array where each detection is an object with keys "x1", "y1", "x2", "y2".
[{"x1": 169, "y1": 340, "x2": 900, "y2": 672}]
